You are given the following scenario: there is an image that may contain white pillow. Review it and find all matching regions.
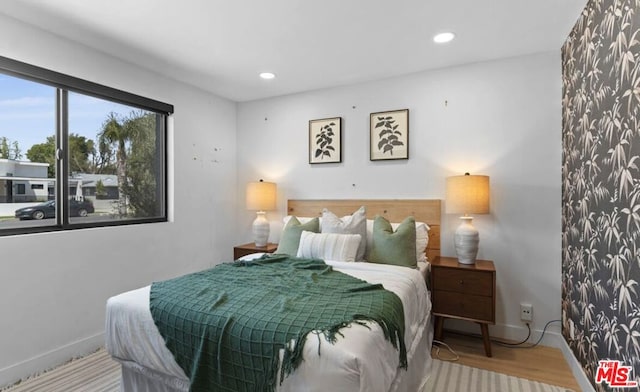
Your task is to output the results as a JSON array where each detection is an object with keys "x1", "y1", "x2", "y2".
[
  {"x1": 365, "y1": 219, "x2": 430, "y2": 263},
  {"x1": 238, "y1": 252, "x2": 266, "y2": 261},
  {"x1": 321, "y1": 206, "x2": 367, "y2": 261},
  {"x1": 296, "y1": 231, "x2": 362, "y2": 262}
]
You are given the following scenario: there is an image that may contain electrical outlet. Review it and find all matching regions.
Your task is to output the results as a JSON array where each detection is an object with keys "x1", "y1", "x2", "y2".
[{"x1": 520, "y1": 303, "x2": 533, "y2": 321}]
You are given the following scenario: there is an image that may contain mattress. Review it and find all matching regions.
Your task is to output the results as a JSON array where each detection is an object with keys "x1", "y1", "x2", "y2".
[{"x1": 106, "y1": 257, "x2": 432, "y2": 391}]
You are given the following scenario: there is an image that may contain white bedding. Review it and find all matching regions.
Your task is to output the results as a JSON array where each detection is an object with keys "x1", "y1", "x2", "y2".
[{"x1": 106, "y1": 257, "x2": 432, "y2": 392}]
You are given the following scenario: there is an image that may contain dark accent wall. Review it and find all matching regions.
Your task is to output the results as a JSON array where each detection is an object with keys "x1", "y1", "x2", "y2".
[{"x1": 562, "y1": 0, "x2": 640, "y2": 390}]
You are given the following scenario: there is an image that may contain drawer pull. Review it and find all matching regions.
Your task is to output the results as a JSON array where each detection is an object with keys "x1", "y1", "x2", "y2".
[{"x1": 459, "y1": 280, "x2": 464, "y2": 285}]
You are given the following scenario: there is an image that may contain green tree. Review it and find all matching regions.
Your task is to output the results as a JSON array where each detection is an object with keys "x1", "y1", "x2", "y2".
[
  {"x1": 99, "y1": 113, "x2": 136, "y2": 215},
  {"x1": 1, "y1": 137, "x2": 10, "y2": 159},
  {"x1": 98, "y1": 111, "x2": 159, "y2": 217},
  {"x1": 98, "y1": 111, "x2": 155, "y2": 216},
  {"x1": 68, "y1": 134, "x2": 94, "y2": 174},
  {"x1": 91, "y1": 136, "x2": 116, "y2": 174},
  {"x1": 11, "y1": 141, "x2": 22, "y2": 160},
  {"x1": 26, "y1": 134, "x2": 96, "y2": 177},
  {"x1": 0, "y1": 137, "x2": 23, "y2": 160},
  {"x1": 95, "y1": 179, "x2": 106, "y2": 199},
  {"x1": 26, "y1": 136, "x2": 56, "y2": 177},
  {"x1": 121, "y1": 112, "x2": 159, "y2": 217}
]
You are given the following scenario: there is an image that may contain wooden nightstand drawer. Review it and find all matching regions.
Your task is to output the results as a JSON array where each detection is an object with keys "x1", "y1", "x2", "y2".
[
  {"x1": 433, "y1": 290, "x2": 494, "y2": 322},
  {"x1": 430, "y1": 256, "x2": 496, "y2": 357},
  {"x1": 432, "y1": 268, "x2": 493, "y2": 296},
  {"x1": 234, "y1": 243, "x2": 278, "y2": 260}
]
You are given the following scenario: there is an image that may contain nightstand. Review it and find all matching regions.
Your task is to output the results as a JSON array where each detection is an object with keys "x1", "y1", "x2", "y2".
[
  {"x1": 233, "y1": 242, "x2": 278, "y2": 260},
  {"x1": 430, "y1": 255, "x2": 496, "y2": 357}
]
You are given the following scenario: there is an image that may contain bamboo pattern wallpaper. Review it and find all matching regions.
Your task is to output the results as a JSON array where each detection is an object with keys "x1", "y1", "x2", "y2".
[{"x1": 562, "y1": 0, "x2": 640, "y2": 389}]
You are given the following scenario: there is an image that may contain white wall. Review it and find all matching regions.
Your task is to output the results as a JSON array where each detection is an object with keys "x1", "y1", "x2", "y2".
[
  {"x1": 0, "y1": 14, "x2": 238, "y2": 387},
  {"x1": 0, "y1": 13, "x2": 563, "y2": 385},
  {"x1": 236, "y1": 52, "x2": 562, "y2": 343}
]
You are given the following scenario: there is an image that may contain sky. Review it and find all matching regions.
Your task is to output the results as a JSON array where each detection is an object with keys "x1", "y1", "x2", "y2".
[{"x1": 0, "y1": 73, "x2": 142, "y2": 161}]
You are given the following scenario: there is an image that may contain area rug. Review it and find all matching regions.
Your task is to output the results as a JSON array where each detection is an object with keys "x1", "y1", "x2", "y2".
[
  {"x1": 425, "y1": 359, "x2": 575, "y2": 392},
  {"x1": 2, "y1": 349, "x2": 574, "y2": 392},
  {"x1": 0, "y1": 349, "x2": 118, "y2": 392}
]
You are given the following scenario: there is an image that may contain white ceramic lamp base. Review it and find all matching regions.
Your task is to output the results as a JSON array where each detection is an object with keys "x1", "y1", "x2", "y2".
[
  {"x1": 252, "y1": 211, "x2": 270, "y2": 247},
  {"x1": 454, "y1": 216, "x2": 479, "y2": 264}
]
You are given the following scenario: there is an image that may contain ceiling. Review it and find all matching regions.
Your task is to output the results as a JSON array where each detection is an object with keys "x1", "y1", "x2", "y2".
[{"x1": 0, "y1": 0, "x2": 587, "y2": 102}]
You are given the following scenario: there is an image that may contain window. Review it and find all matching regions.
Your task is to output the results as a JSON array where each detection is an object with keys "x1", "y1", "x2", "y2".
[{"x1": 0, "y1": 56, "x2": 173, "y2": 235}]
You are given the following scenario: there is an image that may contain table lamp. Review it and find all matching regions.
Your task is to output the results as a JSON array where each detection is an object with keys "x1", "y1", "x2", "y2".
[
  {"x1": 446, "y1": 173, "x2": 490, "y2": 264},
  {"x1": 246, "y1": 179, "x2": 277, "y2": 247}
]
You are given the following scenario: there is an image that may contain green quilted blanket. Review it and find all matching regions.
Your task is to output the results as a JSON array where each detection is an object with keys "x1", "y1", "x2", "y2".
[{"x1": 150, "y1": 255, "x2": 407, "y2": 392}]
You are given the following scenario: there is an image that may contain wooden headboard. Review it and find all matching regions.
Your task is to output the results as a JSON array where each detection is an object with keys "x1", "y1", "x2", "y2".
[{"x1": 287, "y1": 199, "x2": 441, "y2": 261}]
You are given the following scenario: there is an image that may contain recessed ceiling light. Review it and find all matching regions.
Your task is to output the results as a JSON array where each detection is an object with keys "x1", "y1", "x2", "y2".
[
  {"x1": 259, "y1": 72, "x2": 276, "y2": 80},
  {"x1": 433, "y1": 32, "x2": 455, "y2": 44}
]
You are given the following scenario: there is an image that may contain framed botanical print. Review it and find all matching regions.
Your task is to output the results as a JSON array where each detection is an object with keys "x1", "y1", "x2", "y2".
[
  {"x1": 309, "y1": 117, "x2": 342, "y2": 164},
  {"x1": 370, "y1": 109, "x2": 409, "y2": 161}
]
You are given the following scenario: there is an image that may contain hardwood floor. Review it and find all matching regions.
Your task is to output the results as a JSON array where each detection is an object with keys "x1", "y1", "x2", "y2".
[{"x1": 431, "y1": 330, "x2": 581, "y2": 391}]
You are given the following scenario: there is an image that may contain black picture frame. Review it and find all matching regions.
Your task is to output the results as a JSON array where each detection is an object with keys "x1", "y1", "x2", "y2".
[
  {"x1": 309, "y1": 117, "x2": 342, "y2": 164},
  {"x1": 370, "y1": 109, "x2": 409, "y2": 161}
]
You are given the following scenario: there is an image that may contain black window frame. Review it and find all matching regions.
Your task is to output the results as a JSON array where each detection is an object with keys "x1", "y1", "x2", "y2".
[{"x1": 0, "y1": 56, "x2": 173, "y2": 237}]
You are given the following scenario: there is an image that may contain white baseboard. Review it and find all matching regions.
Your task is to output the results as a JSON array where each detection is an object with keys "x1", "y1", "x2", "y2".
[
  {"x1": 444, "y1": 320, "x2": 594, "y2": 391},
  {"x1": 558, "y1": 338, "x2": 595, "y2": 392},
  {"x1": 0, "y1": 332, "x2": 105, "y2": 389},
  {"x1": 443, "y1": 319, "x2": 564, "y2": 347},
  {"x1": 490, "y1": 322, "x2": 563, "y2": 347}
]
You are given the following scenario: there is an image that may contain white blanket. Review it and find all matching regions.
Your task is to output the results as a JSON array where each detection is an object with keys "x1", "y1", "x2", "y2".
[{"x1": 106, "y1": 258, "x2": 431, "y2": 392}]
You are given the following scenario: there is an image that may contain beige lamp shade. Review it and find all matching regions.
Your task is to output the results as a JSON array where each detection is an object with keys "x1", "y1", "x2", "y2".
[
  {"x1": 246, "y1": 180, "x2": 277, "y2": 247},
  {"x1": 446, "y1": 174, "x2": 490, "y2": 215},
  {"x1": 246, "y1": 180, "x2": 277, "y2": 211},
  {"x1": 446, "y1": 173, "x2": 490, "y2": 264}
]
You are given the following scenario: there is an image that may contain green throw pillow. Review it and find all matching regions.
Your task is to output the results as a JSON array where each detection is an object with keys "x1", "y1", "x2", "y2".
[
  {"x1": 276, "y1": 216, "x2": 320, "y2": 256},
  {"x1": 368, "y1": 215, "x2": 417, "y2": 268}
]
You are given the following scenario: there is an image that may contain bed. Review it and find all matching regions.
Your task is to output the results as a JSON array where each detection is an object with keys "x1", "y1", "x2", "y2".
[{"x1": 106, "y1": 199, "x2": 441, "y2": 392}]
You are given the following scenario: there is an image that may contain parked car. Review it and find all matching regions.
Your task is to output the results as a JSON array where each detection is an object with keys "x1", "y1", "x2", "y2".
[{"x1": 15, "y1": 199, "x2": 95, "y2": 220}]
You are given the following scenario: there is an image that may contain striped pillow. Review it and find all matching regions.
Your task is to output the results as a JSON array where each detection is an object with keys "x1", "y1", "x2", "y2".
[
  {"x1": 321, "y1": 206, "x2": 367, "y2": 262},
  {"x1": 296, "y1": 231, "x2": 362, "y2": 262}
]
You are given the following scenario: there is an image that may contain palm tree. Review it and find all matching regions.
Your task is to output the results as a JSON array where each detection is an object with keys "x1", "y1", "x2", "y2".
[
  {"x1": 99, "y1": 113, "x2": 130, "y2": 216},
  {"x1": 120, "y1": 112, "x2": 158, "y2": 217}
]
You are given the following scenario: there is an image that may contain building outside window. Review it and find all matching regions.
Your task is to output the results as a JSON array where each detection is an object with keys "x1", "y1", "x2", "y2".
[{"x1": 0, "y1": 56, "x2": 172, "y2": 235}]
